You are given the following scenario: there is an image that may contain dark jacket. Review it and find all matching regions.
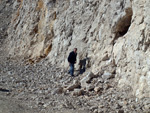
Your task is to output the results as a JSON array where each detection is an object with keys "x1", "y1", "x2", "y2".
[{"x1": 68, "y1": 51, "x2": 77, "y2": 64}]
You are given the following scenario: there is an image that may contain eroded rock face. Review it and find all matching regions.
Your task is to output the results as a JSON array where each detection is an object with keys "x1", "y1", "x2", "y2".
[{"x1": 6, "y1": 0, "x2": 150, "y2": 98}]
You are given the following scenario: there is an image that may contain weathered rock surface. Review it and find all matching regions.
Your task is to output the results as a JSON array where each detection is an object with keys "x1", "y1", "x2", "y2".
[{"x1": 0, "y1": 0, "x2": 150, "y2": 113}]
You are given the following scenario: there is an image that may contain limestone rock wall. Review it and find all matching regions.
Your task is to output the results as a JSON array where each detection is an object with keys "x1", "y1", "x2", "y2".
[{"x1": 7, "y1": 0, "x2": 150, "y2": 98}]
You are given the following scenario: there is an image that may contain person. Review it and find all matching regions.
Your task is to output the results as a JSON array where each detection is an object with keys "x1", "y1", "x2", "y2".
[
  {"x1": 68, "y1": 48, "x2": 77, "y2": 76},
  {"x1": 79, "y1": 58, "x2": 86, "y2": 74}
]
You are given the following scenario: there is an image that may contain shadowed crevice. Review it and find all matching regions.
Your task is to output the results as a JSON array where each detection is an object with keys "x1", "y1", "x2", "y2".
[{"x1": 112, "y1": 8, "x2": 133, "y2": 44}]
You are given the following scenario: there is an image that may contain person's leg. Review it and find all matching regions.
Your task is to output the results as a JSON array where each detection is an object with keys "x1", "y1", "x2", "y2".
[
  {"x1": 79, "y1": 60, "x2": 83, "y2": 74},
  {"x1": 68, "y1": 63, "x2": 71, "y2": 74},
  {"x1": 70, "y1": 63, "x2": 74, "y2": 76}
]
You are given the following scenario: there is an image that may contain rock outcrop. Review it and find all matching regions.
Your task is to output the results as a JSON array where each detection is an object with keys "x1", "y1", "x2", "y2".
[{"x1": 5, "y1": 0, "x2": 150, "y2": 99}]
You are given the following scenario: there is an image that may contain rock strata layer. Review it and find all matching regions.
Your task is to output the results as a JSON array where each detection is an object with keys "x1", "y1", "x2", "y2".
[{"x1": 0, "y1": 0, "x2": 150, "y2": 112}]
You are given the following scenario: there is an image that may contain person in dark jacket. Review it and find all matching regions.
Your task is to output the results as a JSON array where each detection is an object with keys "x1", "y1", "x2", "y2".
[{"x1": 68, "y1": 48, "x2": 77, "y2": 76}]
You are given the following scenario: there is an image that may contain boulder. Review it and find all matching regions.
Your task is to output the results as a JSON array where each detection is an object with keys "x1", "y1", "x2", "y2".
[
  {"x1": 86, "y1": 84, "x2": 94, "y2": 91},
  {"x1": 80, "y1": 72, "x2": 95, "y2": 88},
  {"x1": 102, "y1": 71, "x2": 114, "y2": 80},
  {"x1": 72, "y1": 89, "x2": 85, "y2": 96},
  {"x1": 65, "y1": 80, "x2": 80, "y2": 91},
  {"x1": 94, "y1": 86, "x2": 103, "y2": 93}
]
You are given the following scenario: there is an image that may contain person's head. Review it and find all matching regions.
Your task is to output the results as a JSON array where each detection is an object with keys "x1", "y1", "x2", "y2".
[{"x1": 74, "y1": 48, "x2": 77, "y2": 53}]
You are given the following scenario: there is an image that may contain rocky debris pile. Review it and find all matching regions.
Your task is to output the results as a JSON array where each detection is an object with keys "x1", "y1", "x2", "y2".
[{"x1": 0, "y1": 58, "x2": 149, "y2": 113}]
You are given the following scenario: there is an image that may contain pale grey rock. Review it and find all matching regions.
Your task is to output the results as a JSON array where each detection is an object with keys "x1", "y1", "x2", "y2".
[
  {"x1": 65, "y1": 80, "x2": 80, "y2": 91},
  {"x1": 102, "y1": 72, "x2": 113, "y2": 80},
  {"x1": 94, "y1": 86, "x2": 103, "y2": 93},
  {"x1": 86, "y1": 84, "x2": 94, "y2": 91},
  {"x1": 80, "y1": 72, "x2": 95, "y2": 88},
  {"x1": 72, "y1": 89, "x2": 84, "y2": 96},
  {"x1": 144, "y1": 104, "x2": 150, "y2": 111}
]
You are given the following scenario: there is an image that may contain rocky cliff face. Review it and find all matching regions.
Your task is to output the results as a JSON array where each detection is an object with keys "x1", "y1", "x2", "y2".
[{"x1": 7, "y1": 0, "x2": 150, "y2": 99}]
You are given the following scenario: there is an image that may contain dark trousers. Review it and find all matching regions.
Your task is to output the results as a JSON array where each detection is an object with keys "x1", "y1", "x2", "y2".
[{"x1": 69, "y1": 63, "x2": 74, "y2": 76}]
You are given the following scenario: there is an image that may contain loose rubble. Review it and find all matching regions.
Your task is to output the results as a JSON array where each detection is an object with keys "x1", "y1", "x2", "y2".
[{"x1": 0, "y1": 57, "x2": 150, "y2": 113}]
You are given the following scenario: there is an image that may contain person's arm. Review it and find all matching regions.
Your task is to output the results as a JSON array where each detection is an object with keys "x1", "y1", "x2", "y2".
[{"x1": 68, "y1": 52, "x2": 72, "y2": 63}]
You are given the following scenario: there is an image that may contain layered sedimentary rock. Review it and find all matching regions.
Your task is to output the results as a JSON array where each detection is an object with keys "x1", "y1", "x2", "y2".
[{"x1": 7, "y1": 0, "x2": 150, "y2": 99}]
